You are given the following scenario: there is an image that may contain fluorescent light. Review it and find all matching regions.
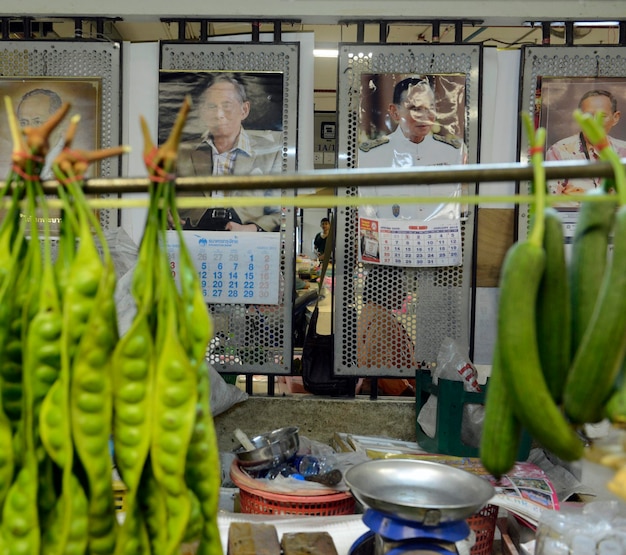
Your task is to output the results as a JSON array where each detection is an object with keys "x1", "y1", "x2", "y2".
[
  {"x1": 524, "y1": 20, "x2": 620, "y2": 27},
  {"x1": 575, "y1": 21, "x2": 620, "y2": 27},
  {"x1": 313, "y1": 48, "x2": 339, "y2": 58}
]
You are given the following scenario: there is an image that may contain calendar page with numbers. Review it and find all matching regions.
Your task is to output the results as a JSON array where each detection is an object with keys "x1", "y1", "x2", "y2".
[
  {"x1": 166, "y1": 231, "x2": 282, "y2": 305},
  {"x1": 358, "y1": 217, "x2": 462, "y2": 267}
]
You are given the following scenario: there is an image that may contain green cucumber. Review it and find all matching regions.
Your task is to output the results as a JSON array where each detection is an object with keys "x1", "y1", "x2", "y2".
[
  {"x1": 569, "y1": 186, "x2": 617, "y2": 355},
  {"x1": 479, "y1": 342, "x2": 522, "y2": 479},
  {"x1": 535, "y1": 208, "x2": 571, "y2": 402},
  {"x1": 498, "y1": 241, "x2": 583, "y2": 461},
  {"x1": 564, "y1": 205, "x2": 626, "y2": 424}
]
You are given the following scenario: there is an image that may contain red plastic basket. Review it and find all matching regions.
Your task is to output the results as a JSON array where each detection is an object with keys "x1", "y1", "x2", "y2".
[
  {"x1": 237, "y1": 485, "x2": 356, "y2": 516},
  {"x1": 467, "y1": 503, "x2": 499, "y2": 555},
  {"x1": 231, "y1": 460, "x2": 355, "y2": 516}
]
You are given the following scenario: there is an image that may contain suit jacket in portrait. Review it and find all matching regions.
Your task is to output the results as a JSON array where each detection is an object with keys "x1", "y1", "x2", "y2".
[{"x1": 177, "y1": 128, "x2": 283, "y2": 231}]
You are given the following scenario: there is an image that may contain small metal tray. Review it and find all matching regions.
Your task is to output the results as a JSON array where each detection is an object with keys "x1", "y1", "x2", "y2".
[{"x1": 344, "y1": 459, "x2": 495, "y2": 525}]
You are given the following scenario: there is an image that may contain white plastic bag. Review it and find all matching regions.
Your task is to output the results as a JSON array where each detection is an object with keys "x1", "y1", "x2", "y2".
[{"x1": 417, "y1": 337, "x2": 484, "y2": 448}]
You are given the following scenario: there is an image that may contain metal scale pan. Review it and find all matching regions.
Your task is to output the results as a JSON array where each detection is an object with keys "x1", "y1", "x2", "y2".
[{"x1": 344, "y1": 459, "x2": 495, "y2": 526}]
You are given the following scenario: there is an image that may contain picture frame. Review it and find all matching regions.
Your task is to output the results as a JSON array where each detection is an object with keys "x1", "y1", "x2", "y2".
[
  {"x1": 0, "y1": 76, "x2": 102, "y2": 236},
  {"x1": 158, "y1": 70, "x2": 285, "y2": 233},
  {"x1": 0, "y1": 76, "x2": 101, "y2": 181},
  {"x1": 355, "y1": 72, "x2": 469, "y2": 222},
  {"x1": 537, "y1": 76, "x2": 626, "y2": 209},
  {"x1": 518, "y1": 45, "x2": 626, "y2": 239},
  {"x1": 357, "y1": 72, "x2": 467, "y2": 152},
  {"x1": 158, "y1": 70, "x2": 284, "y2": 146}
]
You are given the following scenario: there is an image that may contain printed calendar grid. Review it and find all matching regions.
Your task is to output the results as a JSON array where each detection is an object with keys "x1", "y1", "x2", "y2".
[
  {"x1": 359, "y1": 217, "x2": 462, "y2": 267},
  {"x1": 166, "y1": 230, "x2": 281, "y2": 304}
]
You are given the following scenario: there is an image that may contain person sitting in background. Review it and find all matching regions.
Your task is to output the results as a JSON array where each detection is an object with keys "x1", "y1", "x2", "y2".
[{"x1": 356, "y1": 265, "x2": 417, "y2": 396}]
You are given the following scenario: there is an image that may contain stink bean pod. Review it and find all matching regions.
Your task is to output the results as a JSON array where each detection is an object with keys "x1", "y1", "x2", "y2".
[
  {"x1": 70, "y1": 262, "x2": 118, "y2": 555},
  {"x1": 0, "y1": 404, "x2": 13, "y2": 512},
  {"x1": 183, "y1": 489, "x2": 203, "y2": 544},
  {"x1": 185, "y1": 364, "x2": 222, "y2": 555},
  {"x1": 113, "y1": 492, "x2": 151, "y2": 555},
  {"x1": 2, "y1": 243, "x2": 40, "y2": 434},
  {"x1": 176, "y1": 240, "x2": 213, "y2": 364},
  {"x1": 25, "y1": 293, "x2": 62, "y2": 464},
  {"x1": 0, "y1": 305, "x2": 24, "y2": 430},
  {"x1": 0, "y1": 462, "x2": 40, "y2": 555},
  {"x1": 62, "y1": 218, "x2": 104, "y2": 364},
  {"x1": 39, "y1": 379, "x2": 70, "y2": 469},
  {"x1": 41, "y1": 473, "x2": 88, "y2": 555},
  {"x1": 175, "y1": 225, "x2": 220, "y2": 555},
  {"x1": 112, "y1": 308, "x2": 153, "y2": 493},
  {"x1": 139, "y1": 467, "x2": 169, "y2": 555},
  {"x1": 151, "y1": 282, "x2": 197, "y2": 555}
]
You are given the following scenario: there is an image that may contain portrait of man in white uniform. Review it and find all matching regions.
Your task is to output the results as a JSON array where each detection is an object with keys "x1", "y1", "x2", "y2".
[{"x1": 357, "y1": 74, "x2": 468, "y2": 221}]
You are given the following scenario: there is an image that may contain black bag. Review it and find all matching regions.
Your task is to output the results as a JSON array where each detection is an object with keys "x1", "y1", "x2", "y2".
[
  {"x1": 301, "y1": 217, "x2": 357, "y2": 397},
  {"x1": 301, "y1": 306, "x2": 357, "y2": 397}
]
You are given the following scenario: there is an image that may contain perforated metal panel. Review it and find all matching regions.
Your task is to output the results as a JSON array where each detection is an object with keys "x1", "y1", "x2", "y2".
[
  {"x1": 160, "y1": 42, "x2": 298, "y2": 375},
  {"x1": 0, "y1": 40, "x2": 122, "y2": 232},
  {"x1": 518, "y1": 46, "x2": 626, "y2": 240},
  {"x1": 335, "y1": 44, "x2": 481, "y2": 375}
]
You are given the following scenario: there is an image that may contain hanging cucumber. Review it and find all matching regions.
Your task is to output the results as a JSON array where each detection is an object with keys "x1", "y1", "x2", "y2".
[
  {"x1": 535, "y1": 207, "x2": 571, "y2": 402},
  {"x1": 479, "y1": 342, "x2": 523, "y2": 478},
  {"x1": 563, "y1": 205, "x2": 626, "y2": 423},
  {"x1": 568, "y1": 184, "x2": 617, "y2": 356}
]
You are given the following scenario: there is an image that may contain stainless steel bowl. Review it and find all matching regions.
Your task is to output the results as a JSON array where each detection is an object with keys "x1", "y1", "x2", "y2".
[
  {"x1": 344, "y1": 458, "x2": 495, "y2": 525},
  {"x1": 234, "y1": 426, "x2": 300, "y2": 471}
]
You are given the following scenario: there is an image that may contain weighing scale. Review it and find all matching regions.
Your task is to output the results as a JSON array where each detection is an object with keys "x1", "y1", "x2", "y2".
[{"x1": 344, "y1": 459, "x2": 495, "y2": 555}]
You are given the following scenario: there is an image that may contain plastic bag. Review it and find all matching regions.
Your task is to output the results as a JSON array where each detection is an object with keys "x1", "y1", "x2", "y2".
[{"x1": 417, "y1": 337, "x2": 485, "y2": 448}]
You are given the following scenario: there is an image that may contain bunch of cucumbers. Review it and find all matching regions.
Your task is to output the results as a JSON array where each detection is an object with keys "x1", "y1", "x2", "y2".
[
  {"x1": 0, "y1": 97, "x2": 222, "y2": 554},
  {"x1": 480, "y1": 112, "x2": 626, "y2": 479}
]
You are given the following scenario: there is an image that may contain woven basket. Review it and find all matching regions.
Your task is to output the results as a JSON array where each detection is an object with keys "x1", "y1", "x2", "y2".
[
  {"x1": 230, "y1": 460, "x2": 355, "y2": 516},
  {"x1": 467, "y1": 503, "x2": 499, "y2": 555}
]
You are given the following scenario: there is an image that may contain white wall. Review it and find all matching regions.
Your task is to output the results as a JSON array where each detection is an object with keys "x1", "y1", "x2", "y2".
[{"x1": 472, "y1": 47, "x2": 522, "y2": 364}]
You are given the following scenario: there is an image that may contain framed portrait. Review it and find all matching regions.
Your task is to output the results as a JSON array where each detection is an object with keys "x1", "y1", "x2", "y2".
[
  {"x1": 0, "y1": 77, "x2": 101, "y2": 181},
  {"x1": 158, "y1": 70, "x2": 285, "y2": 232},
  {"x1": 537, "y1": 76, "x2": 626, "y2": 208},
  {"x1": 518, "y1": 45, "x2": 626, "y2": 239},
  {"x1": 356, "y1": 72, "x2": 468, "y2": 221},
  {"x1": 357, "y1": 72, "x2": 467, "y2": 152},
  {"x1": 0, "y1": 77, "x2": 101, "y2": 236}
]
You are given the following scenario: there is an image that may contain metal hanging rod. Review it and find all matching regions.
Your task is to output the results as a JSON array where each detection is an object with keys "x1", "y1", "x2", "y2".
[{"x1": 36, "y1": 158, "x2": 625, "y2": 195}]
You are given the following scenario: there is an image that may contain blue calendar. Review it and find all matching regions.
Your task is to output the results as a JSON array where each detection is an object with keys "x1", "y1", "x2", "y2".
[{"x1": 166, "y1": 231, "x2": 281, "y2": 305}]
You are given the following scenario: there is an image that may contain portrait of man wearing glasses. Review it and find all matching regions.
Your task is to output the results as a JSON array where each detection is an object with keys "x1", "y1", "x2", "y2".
[
  {"x1": 545, "y1": 89, "x2": 626, "y2": 200},
  {"x1": 174, "y1": 72, "x2": 284, "y2": 232}
]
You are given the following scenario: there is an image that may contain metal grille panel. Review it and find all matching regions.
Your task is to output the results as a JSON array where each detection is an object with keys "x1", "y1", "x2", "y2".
[
  {"x1": 518, "y1": 46, "x2": 626, "y2": 238},
  {"x1": 160, "y1": 42, "x2": 298, "y2": 375},
  {"x1": 0, "y1": 40, "x2": 122, "y2": 231},
  {"x1": 336, "y1": 44, "x2": 481, "y2": 374}
]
